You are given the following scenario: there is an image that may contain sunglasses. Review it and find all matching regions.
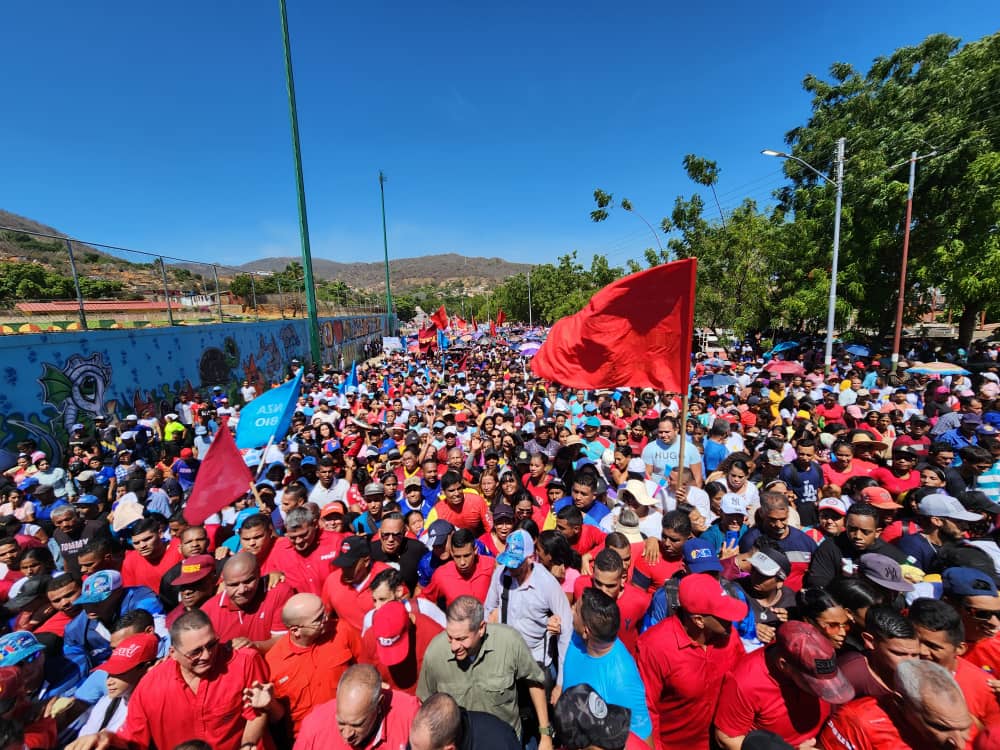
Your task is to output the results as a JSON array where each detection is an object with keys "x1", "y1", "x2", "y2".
[{"x1": 966, "y1": 606, "x2": 1000, "y2": 622}]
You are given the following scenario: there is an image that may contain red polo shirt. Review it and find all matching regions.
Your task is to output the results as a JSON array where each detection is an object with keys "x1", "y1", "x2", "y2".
[
  {"x1": 818, "y1": 695, "x2": 977, "y2": 749},
  {"x1": 267, "y1": 530, "x2": 346, "y2": 596},
  {"x1": 114, "y1": 645, "x2": 268, "y2": 750},
  {"x1": 121, "y1": 546, "x2": 182, "y2": 594},
  {"x1": 294, "y1": 688, "x2": 420, "y2": 750},
  {"x1": 266, "y1": 623, "x2": 359, "y2": 733},
  {"x1": 636, "y1": 614, "x2": 745, "y2": 750},
  {"x1": 359, "y1": 612, "x2": 443, "y2": 694},
  {"x1": 427, "y1": 491, "x2": 493, "y2": 534},
  {"x1": 321, "y1": 561, "x2": 390, "y2": 634},
  {"x1": 420, "y1": 555, "x2": 496, "y2": 609},
  {"x1": 573, "y1": 577, "x2": 651, "y2": 655},
  {"x1": 715, "y1": 647, "x2": 831, "y2": 746},
  {"x1": 202, "y1": 580, "x2": 294, "y2": 644}
]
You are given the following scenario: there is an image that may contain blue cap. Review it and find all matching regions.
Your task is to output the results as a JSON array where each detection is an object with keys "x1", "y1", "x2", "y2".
[
  {"x1": 300, "y1": 456, "x2": 317, "y2": 467},
  {"x1": 74, "y1": 570, "x2": 123, "y2": 605},
  {"x1": 497, "y1": 529, "x2": 532, "y2": 569},
  {"x1": 584, "y1": 416, "x2": 601, "y2": 428},
  {"x1": 584, "y1": 403, "x2": 598, "y2": 414},
  {"x1": 379, "y1": 439, "x2": 398, "y2": 456},
  {"x1": 264, "y1": 461, "x2": 286, "y2": 476},
  {"x1": 233, "y1": 508, "x2": 263, "y2": 533},
  {"x1": 74, "y1": 494, "x2": 99, "y2": 505},
  {"x1": 71, "y1": 423, "x2": 85, "y2": 432},
  {"x1": 425, "y1": 519, "x2": 455, "y2": 547},
  {"x1": 977, "y1": 425, "x2": 999, "y2": 437},
  {"x1": 943, "y1": 567, "x2": 998, "y2": 598},
  {"x1": 17, "y1": 477, "x2": 39, "y2": 491},
  {"x1": 683, "y1": 538, "x2": 722, "y2": 573},
  {"x1": 984, "y1": 412, "x2": 1000, "y2": 428},
  {"x1": 0, "y1": 631, "x2": 45, "y2": 666}
]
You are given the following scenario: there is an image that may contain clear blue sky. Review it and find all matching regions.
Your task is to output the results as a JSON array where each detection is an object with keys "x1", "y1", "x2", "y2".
[{"x1": 1, "y1": 1, "x2": 995, "y2": 271}]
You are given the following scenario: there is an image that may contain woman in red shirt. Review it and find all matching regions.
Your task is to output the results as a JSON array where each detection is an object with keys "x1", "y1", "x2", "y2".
[
  {"x1": 871, "y1": 446, "x2": 921, "y2": 499},
  {"x1": 821, "y1": 441, "x2": 874, "y2": 488},
  {"x1": 521, "y1": 453, "x2": 552, "y2": 504}
]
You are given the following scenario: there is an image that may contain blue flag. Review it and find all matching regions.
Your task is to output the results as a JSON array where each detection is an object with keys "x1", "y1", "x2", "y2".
[
  {"x1": 235, "y1": 370, "x2": 303, "y2": 449},
  {"x1": 338, "y1": 361, "x2": 358, "y2": 395},
  {"x1": 382, "y1": 374, "x2": 390, "y2": 395}
]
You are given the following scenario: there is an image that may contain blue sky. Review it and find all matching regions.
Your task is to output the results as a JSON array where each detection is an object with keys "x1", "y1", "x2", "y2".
[{"x1": 1, "y1": 1, "x2": 995, "y2": 271}]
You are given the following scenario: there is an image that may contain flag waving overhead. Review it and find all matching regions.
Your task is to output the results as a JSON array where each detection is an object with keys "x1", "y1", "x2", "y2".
[
  {"x1": 431, "y1": 305, "x2": 449, "y2": 330},
  {"x1": 235, "y1": 370, "x2": 303, "y2": 449},
  {"x1": 531, "y1": 258, "x2": 697, "y2": 392},
  {"x1": 184, "y1": 422, "x2": 254, "y2": 524},
  {"x1": 496, "y1": 309, "x2": 506, "y2": 326}
]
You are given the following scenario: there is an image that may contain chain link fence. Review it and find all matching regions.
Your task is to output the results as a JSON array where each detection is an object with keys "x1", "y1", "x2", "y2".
[{"x1": 0, "y1": 225, "x2": 386, "y2": 333}]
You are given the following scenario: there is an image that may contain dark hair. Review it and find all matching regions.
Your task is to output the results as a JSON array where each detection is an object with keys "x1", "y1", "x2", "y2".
[
  {"x1": 960, "y1": 445, "x2": 993, "y2": 466},
  {"x1": 796, "y1": 437, "x2": 817, "y2": 450},
  {"x1": 132, "y1": 517, "x2": 160, "y2": 538},
  {"x1": 842, "y1": 476, "x2": 879, "y2": 497},
  {"x1": 594, "y1": 548, "x2": 624, "y2": 576},
  {"x1": 580, "y1": 588, "x2": 620, "y2": 642},
  {"x1": 797, "y1": 588, "x2": 842, "y2": 621},
  {"x1": 908, "y1": 598, "x2": 964, "y2": 647},
  {"x1": 18, "y1": 546, "x2": 55, "y2": 572},
  {"x1": 604, "y1": 532, "x2": 630, "y2": 550},
  {"x1": 169, "y1": 608, "x2": 213, "y2": 646},
  {"x1": 113, "y1": 608, "x2": 155, "y2": 634},
  {"x1": 865, "y1": 605, "x2": 915, "y2": 640},
  {"x1": 556, "y1": 506, "x2": 584, "y2": 527},
  {"x1": 704, "y1": 481, "x2": 726, "y2": 500},
  {"x1": 537, "y1": 530, "x2": 576, "y2": 568},
  {"x1": 828, "y1": 577, "x2": 881, "y2": 612},
  {"x1": 929, "y1": 441, "x2": 957, "y2": 456},
  {"x1": 516, "y1": 518, "x2": 540, "y2": 539},
  {"x1": 450, "y1": 528, "x2": 476, "y2": 550},
  {"x1": 44, "y1": 574, "x2": 78, "y2": 594},
  {"x1": 79, "y1": 536, "x2": 117, "y2": 558},
  {"x1": 846, "y1": 502, "x2": 880, "y2": 523},
  {"x1": 572, "y1": 473, "x2": 598, "y2": 492},
  {"x1": 441, "y1": 470, "x2": 463, "y2": 490},
  {"x1": 662, "y1": 510, "x2": 692, "y2": 536},
  {"x1": 371, "y1": 567, "x2": 405, "y2": 592},
  {"x1": 240, "y1": 513, "x2": 274, "y2": 534},
  {"x1": 283, "y1": 482, "x2": 309, "y2": 502}
]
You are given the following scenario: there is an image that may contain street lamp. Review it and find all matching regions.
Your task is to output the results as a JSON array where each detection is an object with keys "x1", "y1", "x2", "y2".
[{"x1": 762, "y1": 138, "x2": 845, "y2": 376}]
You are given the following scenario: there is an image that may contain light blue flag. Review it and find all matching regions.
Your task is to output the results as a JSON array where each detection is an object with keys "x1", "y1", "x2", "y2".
[{"x1": 235, "y1": 370, "x2": 303, "y2": 449}]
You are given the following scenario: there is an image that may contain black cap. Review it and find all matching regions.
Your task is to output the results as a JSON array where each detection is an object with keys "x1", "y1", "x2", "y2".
[
  {"x1": 553, "y1": 684, "x2": 631, "y2": 750},
  {"x1": 332, "y1": 536, "x2": 371, "y2": 568}
]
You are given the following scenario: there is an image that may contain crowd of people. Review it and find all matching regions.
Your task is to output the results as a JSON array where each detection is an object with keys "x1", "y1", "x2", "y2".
[{"x1": 3, "y1": 335, "x2": 1000, "y2": 749}]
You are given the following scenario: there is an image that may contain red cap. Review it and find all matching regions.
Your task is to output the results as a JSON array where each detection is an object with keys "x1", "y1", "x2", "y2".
[
  {"x1": 371, "y1": 601, "x2": 411, "y2": 666},
  {"x1": 97, "y1": 633, "x2": 159, "y2": 676},
  {"x1": 643, "y1": 408, "x2": 660, "y2": 420},
  {"x1": 776, "y1": 622, "x2": 855, "y2": 704},
  {"x1": 179, "y1": 448, "x2": 194, "y2": 459},
  {"x1": 320, "y1": 501, "x2": 348, "y2": 519},
  {"x1": 173, "y1": 554, "x2": 216, "y2": 586},
  {"x1": 455, "y1": 412, "x2": 468, "y2": 423},
  {"x1": 860, "y1": 486, "x2": 901, "y2": 510},
  {"x1": 678, "y1": 573, "x2": 748, "y2": 622}
]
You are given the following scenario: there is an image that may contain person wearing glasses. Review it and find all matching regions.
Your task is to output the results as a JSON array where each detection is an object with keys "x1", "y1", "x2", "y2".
[
  {"x1": 942, "y1": 566, "x2": 1000, "y2": 676},
  {"x1": 369, "y1": 513, "x2": 428, "y2": 594},
  {"x1": 68, "y1": 609, "x2": 269, "y2": 750}
]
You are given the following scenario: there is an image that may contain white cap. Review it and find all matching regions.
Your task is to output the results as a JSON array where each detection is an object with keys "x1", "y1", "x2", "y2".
[
  {"x1": 818, "y1": 496, "x2": 851, "y2": 516},
  {"x1": 720, "y1": 493, "x2": 747, "y2": 516},
  {"x1": 627, "y1": 457, "x2": 646, "y2": 476}
]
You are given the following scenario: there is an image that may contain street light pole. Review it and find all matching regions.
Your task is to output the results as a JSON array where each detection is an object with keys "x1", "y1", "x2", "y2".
[
  {"x1": 277, "y1": 0, "x2": 321, "y2": 365},
  {"x1": 527, "y1": 268, "x2": 533, "y2": 327},
  {"x1": 378, "y1": 171, "x2": 394, "y2": 332},
  {"x1": 762, "y1": 137, "x2": 845, "y2": 376}
]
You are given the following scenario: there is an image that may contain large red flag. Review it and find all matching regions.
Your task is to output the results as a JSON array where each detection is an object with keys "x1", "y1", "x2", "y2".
[
  {"x1": 417, "y1": 324, "x2": 437, "y2": 353},
  {"x1": 431, "y1": 305, "x2": 449, "y2": 330},
  {"x1": 489, "y1": 320, "x2": 497, "y2": 338},
  {"x1": 531, "y1": 259, "x2": 697, "y2": 391},
  {"x1": 183, "y1": 423, "x2": 254, "y2": 524},
  {"x1": 496, "y1": 309, "x2": 506, "y2": 326}
]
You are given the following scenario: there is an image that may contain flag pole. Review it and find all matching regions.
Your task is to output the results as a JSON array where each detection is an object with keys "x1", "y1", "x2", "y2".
[
  {"x1": 256, "y1": 437, "x2": 275, "y2": 481},
  {"x1": 674, "y1": 258, "x2": 698, "y2": 496}
]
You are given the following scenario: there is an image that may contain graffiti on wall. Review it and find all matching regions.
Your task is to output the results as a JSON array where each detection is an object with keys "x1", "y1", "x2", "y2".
[{"x1": 0, "y1": 316, "x2": 385, "y2": 468}]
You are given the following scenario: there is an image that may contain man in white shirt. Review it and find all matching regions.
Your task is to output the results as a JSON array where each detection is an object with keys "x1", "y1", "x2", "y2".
[{"x1": 308, "y1": 457, "x2": 348, "y2": 508}]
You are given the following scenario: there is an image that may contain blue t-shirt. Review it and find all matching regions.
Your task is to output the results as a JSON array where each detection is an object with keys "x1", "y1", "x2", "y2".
[
  {"x1": 778, "y1": 461, "x2": 824, "y2": 505},
  {"x1": 563, "y1": 634, "x2": 652, "y2": 739},
  {"x1": 703, "y1": 440, "x2": 729, "y2": 474},
  {"x1": 640, "y1": 438, "x2": 700, "y2": 483}
]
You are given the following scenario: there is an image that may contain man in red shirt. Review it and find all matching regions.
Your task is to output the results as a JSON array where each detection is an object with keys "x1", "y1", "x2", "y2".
[
  {"x1": 265, "y1": 593, "x2": 359, "y2": 735},
  {"x1": 816, "y1": 389, "x2": 846, "y2": 426},
  {"x1": 322, "y1": 536, "x2": 389, "y2": 634},
  {"x1": 942, "y1": 567, "x2": 1000, "y2": 673},
  {"x1": 572, "y1": 549, "x2": 649, "y2": 654},
  {"x1": 818, "y1": 659, "x2": 975, "y2": 750},
  {"x1": 70, "y1": 609, "x2": 269, "y2": 750},
  {"x1": 632, "y1": 510, "x2": 690, "y2": 592},
  {"x1": 427, "y1": 471, "x2": 492, "y2": 536},
  {"x1": 267, "y1": 506, "x2": 344, "y2": 596},
  {"x1": 637, "y1": 573, "x2": 747, "y2": 750},
  {"x1": 359, "y1": 599, "x2": 442, "y2": 695},
  {"x1": 120, "y1": 518, "x2": 182, "y2": 595},
  {"x1": 908, "y1": 597, "x2": 1000, "y2": 728},
  {"x1": 165, "y1": 554, "x2": 219, "y2": 627},
  {"x1": 235, "y1": 514, "x2": 280, "y2": 577},
  {"x1": 202, "y1": 552, "x2": 293, "y2": 652},
  {"x1": 420, "y1": 528, "x2": 495, "y2": 610},
  {"x1": 714, "y1": 621, "x2": 855, "y2": 749},
  {"x1": 555, "y1": 506, "x2": 606, "y2": 562},
  {"x1": 37, "y1": 574, "x2": 82, "y2": 638},
  {"x1": 294, "y1": 664, "x2": 420, "y2": 750}
]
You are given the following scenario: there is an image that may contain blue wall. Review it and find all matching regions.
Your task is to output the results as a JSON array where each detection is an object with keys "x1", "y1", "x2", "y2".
[{"x1": 0, "y1": 315, "x2": 389, "y2": 467}]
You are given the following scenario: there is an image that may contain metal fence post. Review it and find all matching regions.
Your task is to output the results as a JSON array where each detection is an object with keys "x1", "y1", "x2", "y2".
[
  {"x1": 212, "y1": 265, "x2": 224, "y2": 323},
  {"x1": 277, "y1": 277, "x2": 285, "y2": 319},
  {"x1": 64, "y1": 239, "x2": 88, "y2": 330},
  {"x1": 250, "y1": 273, "x2": 260, "y2": 322},
  {"x1": 158, "y1": 257, "x2": 175, "y2": 326}
]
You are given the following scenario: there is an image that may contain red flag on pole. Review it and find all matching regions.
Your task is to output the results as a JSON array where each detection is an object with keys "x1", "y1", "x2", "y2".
[
  {"x1": 531, "y1": 258, "x2": 697, "y2": 391},
  {"x1": 417, "y1": 324, "x2": 437, "y2": 353},
  {"x1": 431, "y1": 305, "x2": 449, "y2": 330},
  {"x1": 183, "y1": 422, "x2": 254, "y2": 524},
  {"x1": 489, "y1": 320, "x2": 497, "y2": 338},
  {"x1": 496, "y1": 309, "x2": 506, "y2": 326},
  {"x1": 470, "y1": 313, "x2": 477, "y2": 331}
]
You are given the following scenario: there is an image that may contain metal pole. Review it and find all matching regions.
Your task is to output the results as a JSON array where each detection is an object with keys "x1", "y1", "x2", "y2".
[
  {"x1": 378, "y1": 171, "x2": 394, "y2": 332},
  {"x1": 159, "y1": 257, "x2": 175, "y2": 326},
  {"x1": 250, "y1": 273, "x2": 260, "y2": 322},
  {"x1": 212, "y1": 265, "x2": 224, "y2": 323},
  {"x1": 823, "y1": 137, "x2": 846, "y2": 377},
  {"x1": 891, "y1": 152, "x2": 918, "y2": 374},
  {"x1": 527, "y1": 268, "x2": 533, "y2": 327},
  {"x1": 278, "y1": 0, "x2": 321, "y2": 364},
  {"x1": 64, "y1": 239, "x2": 88, "y2": 330},
  {"x1": 276, "y1": 277, "x2": 285, "y2": 319}
]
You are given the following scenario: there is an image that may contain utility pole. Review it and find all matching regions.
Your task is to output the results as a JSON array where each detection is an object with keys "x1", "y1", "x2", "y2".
[
  {"x1": 278, "y1": 0, "x2": 321, "y2": 364},
  {"x1": 891, "y1": 150, "x2": 937, "y2": 373},
  {"x1": 527, "y1": 268, "x2": 533, "y2": 327},
  {"x1": 378, "y1": 171, "x2": 394, "y2": 331},
  {"x1": 823, "y1": 137, "x2": 846, "y2": 377}
]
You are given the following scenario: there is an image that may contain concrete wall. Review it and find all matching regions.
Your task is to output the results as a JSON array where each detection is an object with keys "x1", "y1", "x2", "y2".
[{"x1": 0, "y1": 314, "x2": 389, "y2": 466}]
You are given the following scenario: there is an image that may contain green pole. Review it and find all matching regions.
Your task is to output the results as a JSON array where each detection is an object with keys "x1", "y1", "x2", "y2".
[
  {"x1": 278, "y1": 0, "x2": 321, "y2": 365},
  {"x1": 378, "y1": 171, "x2": 394, "y2": 333}
]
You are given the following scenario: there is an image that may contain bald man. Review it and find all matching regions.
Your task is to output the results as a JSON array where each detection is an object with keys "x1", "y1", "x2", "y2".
[
  {"x1": 201, "y1": 551, "x2": 294, "y2": 652},
  {"x1": 266, "y1": 594, "x2": 359, "y2": 734},
  {"x1": 409, "y1": 693, "x2": 520, "y2": 750},
  {"x1": 294, "y1": 664, "x2": 420, "y2": 750}
]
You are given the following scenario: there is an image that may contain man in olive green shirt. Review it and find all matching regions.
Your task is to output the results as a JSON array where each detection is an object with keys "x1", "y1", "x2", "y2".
[{"x1": 417, "y1": 596, "x2": 553, "y2": 749}]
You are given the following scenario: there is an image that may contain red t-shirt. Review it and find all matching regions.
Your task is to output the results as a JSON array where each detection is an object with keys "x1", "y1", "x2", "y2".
[
  {"x1": 637, "y1": 615, "x2": 745, "y2": 750},
  {"x1": 115, "y1": 646, "x2": 269, "y2": 750},
  {"x1": 267, "y1": 530, "x2": 346, "y2": 597},
  {"x1": 571, "y1": 525, "x2": 607, "y2": 558},
  {"x1": 522, "y1": 473, "x2": 551, "y2": 504},
  {"x1": 321, "y1": 561, "x2": 390, "y2": 634},
  {"x1": 816, "y1": 403, "x2": 846, "y2": 425},
  {"x1": 420, "y1": 555, "x2": 496, "y2": 609},
  {"x1": 572, "y1": 577, "x2": 650, "y2": 654},
  {"x1": 429, "y1": 492, "x2": 493, "y2": 535},
  {"x1": 202, "y1": 580, "x2": 294, "y2": 643},
  {"x1": 121, "y1": 546, "x2": 182, "y2": 594},
  {"x1": 359, "y1": 613, "x2": 443, "y2": 694},
  {"x1": 715, "y1": 647, "x2": 831, "y2": 746},
  {"x1": 821, "y1": 460, "x2": 875, "y2": 488},
  {"x1": 870, "y1": 467, "x2": 920, "y2": 498},
  {"x1": 632, "y1": 554, "x2": 685, "y2": 593},
  {"x1": 818, "y1": 695, "x2": 977, "y2": 749},
  {"x1": 964, "y1": 634, "x2": 1000, "y2": 674},
  {"x1": 954, "y1": 656, "x2": 1000, "y2": 727},
  {"x1": 34, "y1": 610, "x2": 73, "y2": 638}
]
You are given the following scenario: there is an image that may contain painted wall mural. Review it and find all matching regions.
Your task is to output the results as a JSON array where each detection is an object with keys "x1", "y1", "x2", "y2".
[{"x1": 0, "y1": 314, "x2": 389, "y2": 468}]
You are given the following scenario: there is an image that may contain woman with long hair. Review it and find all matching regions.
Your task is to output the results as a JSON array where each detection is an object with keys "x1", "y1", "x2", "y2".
[{"x1": 798, "y1": 588, "x2": 852, "y2": 651}]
